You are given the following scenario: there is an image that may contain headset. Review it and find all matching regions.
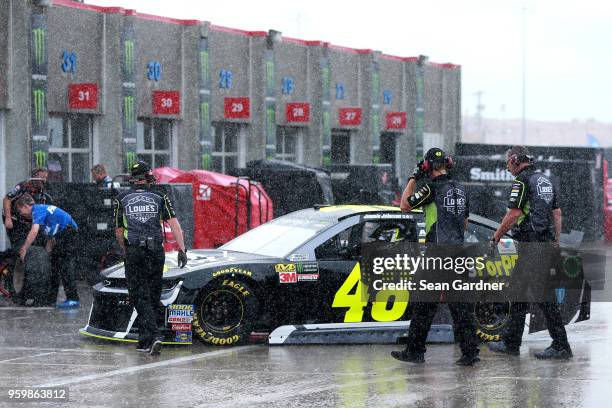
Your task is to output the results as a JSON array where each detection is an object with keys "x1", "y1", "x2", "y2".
[
  {"x1": 506, "y1": 148, "x2": 534, "y2": 166},
  {"x1": 422, "y1": 149, "x2": 454, "y2": 173}
]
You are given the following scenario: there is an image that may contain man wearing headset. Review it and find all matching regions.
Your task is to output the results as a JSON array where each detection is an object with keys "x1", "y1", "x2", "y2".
[
  {"x1": 391, "y1": 147, "x2": 480, "y2": 366},
  {"x1": 488, "y1": 146, "x2": 571, "y2": 359},
  {"x1": 113, "y1": 161, "x2": 188, "y2": 355}
]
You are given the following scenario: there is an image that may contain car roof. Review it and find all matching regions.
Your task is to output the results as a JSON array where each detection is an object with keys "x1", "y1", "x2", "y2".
[{"x1": 284, "y1": 205, "x2": 422, "y2": 223}]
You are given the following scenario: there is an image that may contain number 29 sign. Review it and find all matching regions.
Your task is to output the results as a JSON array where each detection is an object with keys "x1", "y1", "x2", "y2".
[
  {"x1": 224, "y1": 97, "x2": 250, "y2": 119},
  {"x1": 69, "y1": 83, "x2": 98, "y2": 110},
  {"x1": 153, "y1": 91, "x2": 180, "y2": 115}
]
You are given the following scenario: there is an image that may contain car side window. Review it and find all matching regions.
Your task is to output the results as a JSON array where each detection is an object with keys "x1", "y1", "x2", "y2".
[
  {"x1": 465, "y1": 222, "x2": 494, "y2": 242},
  {"x1": 315, "y1": 225, "x2": 360, "y2": 261}
]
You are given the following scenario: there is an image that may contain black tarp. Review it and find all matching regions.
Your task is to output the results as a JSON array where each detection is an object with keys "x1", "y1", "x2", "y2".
[
  {"x1": 330, "y1": 164, "x2": 398, "y2": 205},
  {"x1": 231, "y1": 160, "x2": 334, "y2": 217}
]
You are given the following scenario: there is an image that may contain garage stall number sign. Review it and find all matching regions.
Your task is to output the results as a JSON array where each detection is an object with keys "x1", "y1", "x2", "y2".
[
  {"x1": 386, "y1": 112, "x2": 407, "y2": 130},
  {"x1": 166, "y1": 304, "x2": 194, "y2": 324},
  {"x1": 339, "y1": 108, "x2": 362, "y2": 126},
  {"x1": 332, "y1": 263, "x2": 409, "y2": 322},
  {"x1": 153, "y1": 91, "x2": 180, "y2": 115},
  {"x1": 68, "y1": 83, "x2": 98, "y2": 109},
  {"x1": 286, "y1": 103, "x2": 310, "y2": 123},
  {"x1": 224, "y1": 97, "x2": 250, "y2": 119}
]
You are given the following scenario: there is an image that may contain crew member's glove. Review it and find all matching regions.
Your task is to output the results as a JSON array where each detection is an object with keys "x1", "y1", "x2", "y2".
[
  {"x1": 178, "y1": 250, "x2": 188, "y2": 268},
  {"x1": 409, "y1": 161, "x2": 426, "y2": 181}
]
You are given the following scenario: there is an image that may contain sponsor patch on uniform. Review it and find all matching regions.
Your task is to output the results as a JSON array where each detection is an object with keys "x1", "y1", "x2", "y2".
[
  {"x1": 171, "y1": 323, "x2": 192, "y2": 331},
  {"x1": 275, "y1": 263, "x2": 296, "y2": 273},
  {"x1": 174, "y1": 331, "x2": 192, "y2": 343},
  {"x1": 297, "y1": 273, "x2": 319, "y2": 282},
  {"x1": 167, "y1": 304, "x2": 194, "y2": 324}
]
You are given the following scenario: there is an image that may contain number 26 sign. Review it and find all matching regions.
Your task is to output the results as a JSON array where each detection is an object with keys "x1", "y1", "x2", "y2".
[
  {"x1": 69, "y1": 83, "x2": 98, "y2": 110},
  {"x1": 153, "y1": 91, "x2": 180, "y2": 115}
]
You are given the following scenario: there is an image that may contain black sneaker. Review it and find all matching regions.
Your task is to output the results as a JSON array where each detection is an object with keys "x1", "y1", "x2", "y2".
[
  {"x1": 149, "y1": 340, "x2": 162, "y2": 356},
  {"x1": 391, "y1": 350, "x2": 425, "y2": 364},
  {"x1": 456, "y1": 355, "x2": 480, "y2": 366},
  {"x1": 488, "y1": 341, "x2": 520, "y2": 356},
  {"x1": 534, "y1": 346, "x2": 573, "y2": 360},
  {"x1": 136, "y1": 343, "x2": 151, "y2": 353}
]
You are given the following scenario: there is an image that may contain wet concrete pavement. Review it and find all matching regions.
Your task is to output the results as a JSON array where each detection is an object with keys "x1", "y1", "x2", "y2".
[{"x1": 0, "y1": 246, "x2": 611, "y2": 407}]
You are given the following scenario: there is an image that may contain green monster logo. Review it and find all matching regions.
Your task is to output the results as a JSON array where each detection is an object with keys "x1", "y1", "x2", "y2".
[
  {"x1": 200, "y1": 51, "x2": 209, "y2": 84},
  {"x1": 34, "y1": 150, "x2": 47, "y2": 167},
  {"x1": 266, "y1": 108, "x2": 275, "y2": 141},
  {"x1": 124, "y1": 40, "x2": 134, "y2": 77},
  {"x1": 266, "y1": 60, "x2": 274, "y2": 93},
  {"x1": 201, "y1": 153, "x2": 211, "y2": 170},
  {"x1": 126, "y1": 151, "x2": 136, "y2": 170},
  {"x1": 372, "y1": 72, "x2": 380, "y2": 98},
  {"x1": 323, "y1": 111, "x2": 331, "y2": 140},
  {"x1": 32, "y1": 28, "x2": 45, "y2": 66},
  {"x1": 123, "y1": 96, "x2": 135, "y2": 126},
  {"x1": 321, "y1": 67, "x2": 330, "y2": 95},
  {"x1": 33, "y1": 89, "x2": 45, "y2": 128},
  {"x1": 199, "y1": 102, "x2": 209, "y2": 130}
]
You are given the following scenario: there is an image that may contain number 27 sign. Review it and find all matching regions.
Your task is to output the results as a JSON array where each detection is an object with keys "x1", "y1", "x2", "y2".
[{"x1": 69, "y1": 83, "x2": 98, "y2": 110}]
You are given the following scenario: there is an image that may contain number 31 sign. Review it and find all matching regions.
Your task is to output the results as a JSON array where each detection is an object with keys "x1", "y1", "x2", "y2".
[{"x1": 69, "y1": 83, "x2": 98, "y2": 110}]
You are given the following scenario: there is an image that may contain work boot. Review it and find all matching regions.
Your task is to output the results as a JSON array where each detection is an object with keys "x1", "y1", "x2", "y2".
[
  {"x1": 488, "y1": 341, "x2": 520, "y2": 356},
  {"x1": 455, "y1": 355, "x2": 480, "y2": 366},
  {"x1": 391, "y1": 350, "x2": 425, "y2": 364},
  {"x1": 534, "y1": 345, "x2": 573, "y2": 360}
]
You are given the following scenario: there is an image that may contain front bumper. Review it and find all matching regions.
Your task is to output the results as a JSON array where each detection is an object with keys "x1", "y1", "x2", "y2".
[{"x1": 80, "y1": 280, "x2": 194, "y2": 345}]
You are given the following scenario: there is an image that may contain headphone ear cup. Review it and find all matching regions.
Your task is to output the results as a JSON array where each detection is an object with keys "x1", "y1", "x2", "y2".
[
  {"x1": 422, "y1": 160, "x2": 430, "y2": 172},
  {"x1": 446, "y1": 156, "x2": 454, "y2": 169}
]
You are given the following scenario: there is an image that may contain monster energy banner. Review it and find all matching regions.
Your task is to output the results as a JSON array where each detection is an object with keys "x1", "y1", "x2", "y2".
[
  {"x1": 264, "y1": 49, "x2": 276, "y2": 160},
  {"x1": 30, "y1": 10, "x2": 49, "y2": 169},
  {"x1": 121, "y1": 17, "x2": 137, "y2": 171},
  {"x1": 320, "y1": 53, "x2": 331, "y2": 166},
  {"x1": 198, "y1": 36, "x2": 212, "y2": 170},
  {"x1": 414, "y1": 60, "x2": 426, "y2": 160},
  {"x1": 370, "y1": 58, "x2": 381, "y2": 163}
]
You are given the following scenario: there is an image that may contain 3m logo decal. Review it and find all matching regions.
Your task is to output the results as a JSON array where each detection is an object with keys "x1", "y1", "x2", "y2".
[{"x1": 279, "y1": 272, "x2": 297, "y2": 283}]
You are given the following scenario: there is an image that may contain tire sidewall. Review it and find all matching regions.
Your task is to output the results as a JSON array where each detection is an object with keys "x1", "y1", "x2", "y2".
[{"x1": 193, "y1": 278, "x2": 258, "y2": 346}]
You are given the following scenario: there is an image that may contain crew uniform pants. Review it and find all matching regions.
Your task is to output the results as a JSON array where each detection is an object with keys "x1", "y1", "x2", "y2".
[
  {"x1": 406, "y1": 302, "x2": 479, "y2": 357},
  {"x1": 124, "y1": 244, "x2": 165, "y2": 347},
  {"x1": 49, "y1": 227, "x2": 80, "y2": 303},
  {"x1": 501, "y1": 240, "x2": 570, "y2": 352}
]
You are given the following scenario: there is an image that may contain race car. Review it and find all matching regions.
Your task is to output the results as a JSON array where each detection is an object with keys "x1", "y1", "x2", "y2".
[{"x1": 81, "y1": 205, "x2": 591, "y2": 346}]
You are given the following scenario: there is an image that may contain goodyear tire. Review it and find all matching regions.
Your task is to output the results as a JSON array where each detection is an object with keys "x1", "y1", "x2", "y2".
[
  {"x1": 193, "y1": 278, "x2": 258, "y2": 346},
  {"x1": 474, "y1": 302, "x2": 511, "y2": 342}
]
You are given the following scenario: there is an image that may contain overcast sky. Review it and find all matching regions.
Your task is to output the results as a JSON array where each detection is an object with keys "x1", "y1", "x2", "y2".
[{"x1": 88, "y1": 0, "x2": 612, "y2": 123}]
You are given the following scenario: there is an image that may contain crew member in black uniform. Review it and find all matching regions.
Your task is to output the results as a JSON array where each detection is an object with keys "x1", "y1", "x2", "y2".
[
  {"x1": 488, "y1": 146, "x2": 572, "y2": 359},
  {"x1": 2, "y1": 167, "x2": 51, "y2": 300},
  {"x1": 113, "y1": 161, "x2": 188, "y2": 355},
  {"x1": 391, "y1": 148, "x2": 480, "y2": 366}
]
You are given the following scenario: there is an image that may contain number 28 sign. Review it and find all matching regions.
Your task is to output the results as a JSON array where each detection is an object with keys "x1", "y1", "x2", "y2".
[
  {"x1": 68, "y1": 83, "x2": 97, "y2": 110},
  {"x1": 224, "y1": 97, "x2": 250, "y2": 119},
  {"x1": 286, "y1": 102, "x2": 310, "y2": 123},
  {"x1": 153, "y1": 91, "x2": 180, "y2": 115}
]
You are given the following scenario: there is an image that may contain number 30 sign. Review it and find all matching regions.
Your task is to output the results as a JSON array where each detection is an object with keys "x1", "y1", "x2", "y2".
[
  {"x1": 68, "y1": 83, "x2": 98, "y2": 110},
  {"x1": 153, "y1": 91, "x2": 180, "y2": 115}
]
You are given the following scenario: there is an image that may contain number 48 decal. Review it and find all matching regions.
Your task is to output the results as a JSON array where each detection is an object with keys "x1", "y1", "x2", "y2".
[{"x1": 332, "y1": 263, "x2": 409, "y2": 322}]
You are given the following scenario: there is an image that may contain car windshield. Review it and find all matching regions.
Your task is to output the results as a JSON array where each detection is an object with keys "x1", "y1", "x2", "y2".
[{"x1": 220, "y1": 216, "x2": 335, "y2": 257}]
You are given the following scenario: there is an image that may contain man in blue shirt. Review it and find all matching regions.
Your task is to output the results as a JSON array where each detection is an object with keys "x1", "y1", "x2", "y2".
[{"x1": 15, "y1": 194, "x2": 80, "y2": 309}]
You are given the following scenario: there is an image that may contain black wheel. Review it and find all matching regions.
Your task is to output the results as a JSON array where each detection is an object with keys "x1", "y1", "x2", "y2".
[
  {"x1": 192, "y1": 278, "x2": 259, "y2": 346},
  {"x1": 475, "y1": 302, "x2": 510, "y2": 342}
]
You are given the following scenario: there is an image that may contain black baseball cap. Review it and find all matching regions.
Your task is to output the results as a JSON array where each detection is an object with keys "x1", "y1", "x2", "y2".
[
  {"x1": 130, "y1": 160, "x2": 151, "y2": 177},
  {"x1": 425, "y1": 147, "x2": 446, "y2": 163}
]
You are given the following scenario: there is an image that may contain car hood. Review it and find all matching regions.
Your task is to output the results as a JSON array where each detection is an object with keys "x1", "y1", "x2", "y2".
[{"x1": 101, "y1": 249, "x2": 281, "y2": 279}]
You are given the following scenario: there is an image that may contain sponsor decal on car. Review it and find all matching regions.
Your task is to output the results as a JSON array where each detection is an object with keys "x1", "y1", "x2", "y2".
[
  {"x1": 279, "y1": 271, "x2": 298, "y2": 283},
  {"x1": 297, "y1": 273, "x2": 319, "y2": 282},
  {"x1": 167, "y1": 304, "x2": 194, "y2": 324},
  {"x1": 275, "y1": 263, "x2": 296, "y2": 273},
  {"x1": 221, "y1": 279, "x2": 251, "y2": 296},
  {"x1": 362, "y1": 213, "x2": 414, "y2": 220},
  {"x1": 296, "y1": 262, "x2": 319, "y2": 273},
  {"x1": 212, "y1": 267, "x2": 253, "y2": 278},
  {"x1": 174, "y1": 331, "x2": 193, "y2": 343},
  {"x1": 171, "y1": 323, "x2": 192, "y2": 331},
  {"x1": 497, "y1": 239, "x2": 517, "y2": 255},
  {"x1": 289, "y1": 253, "x2": 309, "y2": 262}
]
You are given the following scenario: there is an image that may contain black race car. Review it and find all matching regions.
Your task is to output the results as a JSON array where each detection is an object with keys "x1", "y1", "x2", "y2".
[{"x1": 81, "y1": 205, "x2": 592, "y2": 346}]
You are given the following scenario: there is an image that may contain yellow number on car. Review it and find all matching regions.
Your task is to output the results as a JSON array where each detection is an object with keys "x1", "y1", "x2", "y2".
[
  {"x1": 331, "y1": 263, "x2": 367, "y2": 322},
  {"x1": 371, "y1": 290, "x2": 409, "y2": 321}
]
